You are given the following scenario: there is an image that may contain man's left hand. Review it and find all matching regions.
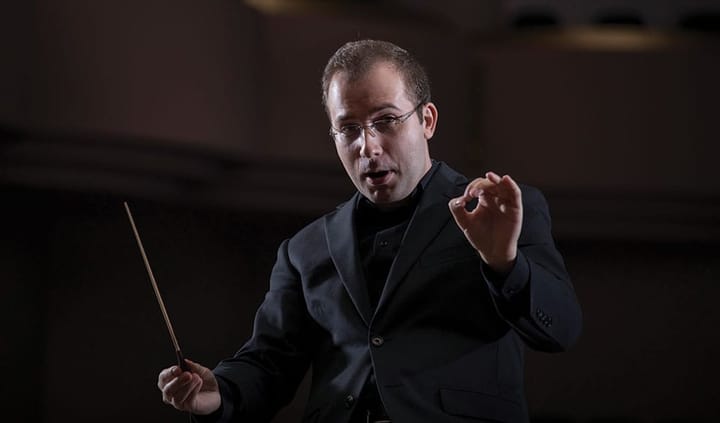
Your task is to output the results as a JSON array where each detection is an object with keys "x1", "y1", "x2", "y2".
[{"x1": 448, "y1": 171, "x2": 523, "y2": 275}]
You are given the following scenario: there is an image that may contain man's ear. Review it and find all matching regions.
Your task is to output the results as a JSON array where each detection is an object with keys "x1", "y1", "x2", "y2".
[{"x1": 423, "y1": 102, "x2": 438, "y2": 140}]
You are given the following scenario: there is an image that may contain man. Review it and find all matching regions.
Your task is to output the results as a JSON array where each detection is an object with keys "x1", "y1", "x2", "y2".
[{"x1": 158, "y1": 39, "x2": 582, "y2": 423}]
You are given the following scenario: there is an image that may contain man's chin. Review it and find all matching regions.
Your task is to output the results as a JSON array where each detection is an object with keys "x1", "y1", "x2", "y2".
[
  {"x1": 364, "y1": 186, "x2": 392, "y2": 203},
  {"x1": 365, "y1": 190, "x2": 415, "y2": 209}
]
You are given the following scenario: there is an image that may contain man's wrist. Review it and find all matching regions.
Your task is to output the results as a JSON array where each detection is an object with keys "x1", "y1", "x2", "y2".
[{"x1": 478, "y1": 250, "x2": 517, "y2": 277}]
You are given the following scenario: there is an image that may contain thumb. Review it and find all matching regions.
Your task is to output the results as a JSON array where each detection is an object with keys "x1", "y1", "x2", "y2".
[
  {"x1": 184, "y1": 359, "x2": 219, "y2": 388},
  {"x1": 185, "y1": 360, "x2": 211, "y2": 377},
  {"x1": 448, "y1": 196, "x2": 470, "y2": 230}
]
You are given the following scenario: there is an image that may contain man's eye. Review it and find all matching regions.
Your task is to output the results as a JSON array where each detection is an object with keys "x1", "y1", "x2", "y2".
[
  {"x1": 373, "y1": 117, "x2": 397, "y2": 130},
  {"x1": 340, "y1": 125, "x2": 360, "y2": 135}
]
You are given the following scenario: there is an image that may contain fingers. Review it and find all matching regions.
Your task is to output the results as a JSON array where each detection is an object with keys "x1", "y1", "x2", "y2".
[
  {"x1": 188, "y1": 373, "x2": 204, "y2": 399},
  {"x1": 158, "y1": 363, "x2": 203, "y2": 411},
  {"x1": 184, "y1": 359, "x2": 218, "y2": 386},
  {"x1": 161, "y1": 368, "x2": 191, "y2": 397},
  {"x1": 449, "y1": 172, "x2": 521, "y2": 221},
  {"x1": 456, "y1": 173, "x2": 519, "y2": 204},
  {"x1": 448, "y1": 195, "x2": 470, "y2": 230},
  {"x1": 184, "y1": 359, "x2": 207, "y2": 375},
  {"x1": 157, "y1": 365, "x2": 180, "y2": 390},
  {"x1": 485, "y1": 171, "x2": 502, "y2": 184},
  {"x1": 476, "y1": 173, "x2": 519, "y2": 197},
  {"x1": 175, "y1": 374, "x2": 203, "y2": 408},
  {"x1": 463, "y1": 177, "x2": 495, "y2": 201}
]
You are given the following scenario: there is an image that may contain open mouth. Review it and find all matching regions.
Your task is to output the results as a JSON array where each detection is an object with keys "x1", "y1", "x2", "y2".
[
  {"x1": 367, "y1": 170, "x2": 389, "y2": 179},
  {"x1": 364, "y1": 170, "x2": 392, "y2": 185}
]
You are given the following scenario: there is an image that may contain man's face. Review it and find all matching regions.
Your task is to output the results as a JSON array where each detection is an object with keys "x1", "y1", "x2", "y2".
[{"x1": 326, "y1": 62, "x2": 437, "y2": 207}]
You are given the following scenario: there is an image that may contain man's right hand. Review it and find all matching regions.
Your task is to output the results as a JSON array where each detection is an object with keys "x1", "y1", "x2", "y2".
[{"x1": 158, "y1": 359, "x2": 222, "y2": 415}]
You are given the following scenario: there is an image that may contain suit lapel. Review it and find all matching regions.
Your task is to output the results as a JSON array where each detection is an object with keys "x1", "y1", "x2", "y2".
[
  {"x1": 324, "y1": 163, "x2": 469, "y2": 325},
  {"x1": 324, "y1": 194, "x2": 372, "y2": 326},
  {"x1": 376, "y1": 164, "x2": 467, "y2": 315}
]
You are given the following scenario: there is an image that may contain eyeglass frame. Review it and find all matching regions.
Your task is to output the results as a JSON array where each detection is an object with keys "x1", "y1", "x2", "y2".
[{"x1": 329, "y1": 100, "x2": 427, "y2": 143}]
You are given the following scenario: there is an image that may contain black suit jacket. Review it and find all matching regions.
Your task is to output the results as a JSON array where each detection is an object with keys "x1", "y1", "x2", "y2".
[{"x1": 206, "y1": 162, "x2": 582, "y2": 423}]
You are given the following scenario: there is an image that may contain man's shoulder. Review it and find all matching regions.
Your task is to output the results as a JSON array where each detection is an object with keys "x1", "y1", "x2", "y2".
[
  {"x1": 434, "y1": 162, "x2": 544, "y2": 199},
  {"x1": 517, "y1": 183, "x2": 547, "y2": 207},
  {"x1": 286, "y1": 195, "x2": 355, "y2": 244}
]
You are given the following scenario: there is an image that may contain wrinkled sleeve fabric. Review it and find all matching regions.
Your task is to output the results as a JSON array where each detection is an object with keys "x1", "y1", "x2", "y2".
[{"x1": 481, "y1": 185, "x2": 582, "y2": 352}]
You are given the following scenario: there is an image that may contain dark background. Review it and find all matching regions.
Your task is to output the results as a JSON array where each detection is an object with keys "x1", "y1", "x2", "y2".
[{"x1": 1, "y1": 1, "x2": 719, "y2": 421}]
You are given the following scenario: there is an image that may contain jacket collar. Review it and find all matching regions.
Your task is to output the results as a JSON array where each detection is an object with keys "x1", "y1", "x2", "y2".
[{"x1": 324, "y1": 161, "x2": 468, "y2": 325}]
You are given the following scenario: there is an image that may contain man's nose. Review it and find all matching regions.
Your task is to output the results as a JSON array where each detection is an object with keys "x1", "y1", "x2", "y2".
[{"x1": 359, "y1": 126, "x2": 382, "y2": 157}]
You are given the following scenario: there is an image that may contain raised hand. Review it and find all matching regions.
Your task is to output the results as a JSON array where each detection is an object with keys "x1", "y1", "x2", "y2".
[
  {"x1": 158, "y1": 359, "x2": 222, "y2": 415},
  {"x1": 448, "y1": 172, "x2": 523, "y2": 275}
]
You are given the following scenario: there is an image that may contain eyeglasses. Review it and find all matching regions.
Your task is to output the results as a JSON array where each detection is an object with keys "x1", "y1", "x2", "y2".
[{"x1": 329, "y1": 101, "x2": 425, "y2": 144}]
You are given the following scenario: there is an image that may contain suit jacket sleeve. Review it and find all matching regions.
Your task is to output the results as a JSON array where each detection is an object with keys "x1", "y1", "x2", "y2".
[
  {"x1": 200, "y1": 239, "x2": 320, "y2": 422},
  {"x1": 481, "y1": 185, "x2": 582, "y2": 352}
]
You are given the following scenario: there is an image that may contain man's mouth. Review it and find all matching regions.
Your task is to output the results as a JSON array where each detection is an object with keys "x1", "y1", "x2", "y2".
[{"x1": 364, "y1": 170, "x2": 393, "y2": 185}]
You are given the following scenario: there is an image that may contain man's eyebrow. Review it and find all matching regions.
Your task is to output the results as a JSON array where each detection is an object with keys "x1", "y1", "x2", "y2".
[
  {"x1": 336, "y1": 103, "x2": 401, "y2": 123},
  {"x1": 368, "y1": 103, "x2": 401, "y2": 115}
]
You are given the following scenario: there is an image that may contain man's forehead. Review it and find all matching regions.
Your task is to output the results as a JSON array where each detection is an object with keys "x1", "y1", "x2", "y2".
[
  {"x1": 337, "y1": 60, "x2": 402, "y2": 84},
  {"x1": 329, "y1": 65, "x2": 410, "y2": 107}
]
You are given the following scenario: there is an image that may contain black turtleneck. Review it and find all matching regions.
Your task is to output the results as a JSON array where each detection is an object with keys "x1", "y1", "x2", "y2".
[
  {"x1": 349, "y1": 161, "x2": 439, "y2": 422},
  {"x1": 354, "y1": 161, "x2": 439, "y2": 310}
]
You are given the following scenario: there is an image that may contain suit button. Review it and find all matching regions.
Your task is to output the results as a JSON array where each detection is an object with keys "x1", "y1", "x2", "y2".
[
  {"x1": 371, "y1": 336, "x2": 384, "y2": 347},
  {"x1": 344, "y1": 394, "x2": 355, "y2": 408},
  {"x1": 379, "y1": 240, "x2": 389, "y2": 247}
]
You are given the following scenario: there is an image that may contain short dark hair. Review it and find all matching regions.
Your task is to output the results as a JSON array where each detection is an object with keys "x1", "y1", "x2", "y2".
[{"x1": 321, "y1": 39, "x2": 431, "y2": 111}]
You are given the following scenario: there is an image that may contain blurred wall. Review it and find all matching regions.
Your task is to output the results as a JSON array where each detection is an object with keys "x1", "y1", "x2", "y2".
[{"x1": 1, "y1": 1, "x2": 719, "y2": 422}]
